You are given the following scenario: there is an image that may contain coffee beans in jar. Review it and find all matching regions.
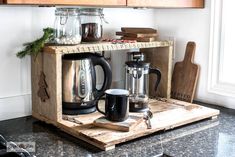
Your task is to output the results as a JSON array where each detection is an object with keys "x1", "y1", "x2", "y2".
[
  {"x1": 81, "y1": 23, "x2": 103, "y2": 42},
  {"x1": 80, "y1": 8, "x2": 105, "y2": 42}
]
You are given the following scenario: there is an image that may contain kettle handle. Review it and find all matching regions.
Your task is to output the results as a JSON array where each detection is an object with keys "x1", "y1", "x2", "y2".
[
  {"x1": 149, "y1": 68, "x2": 161, "y2": 91},
  {"x1": 92, "y1": 53, "x2": 112, "y2": 102}
]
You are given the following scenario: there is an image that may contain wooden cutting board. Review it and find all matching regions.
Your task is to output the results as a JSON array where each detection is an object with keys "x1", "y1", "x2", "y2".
[
  {"x1": 116, "y1": 32, "x2": 157, "y2": 38},
  {"x1": 121, "y1": 27, "x2": 157, "y2": 34},
  {"x1": 121, "y1": 36, "x2": 157, "y2": 42},
  {"x1": 171, "y1": 42, "x2": 200, "y2": 103}
]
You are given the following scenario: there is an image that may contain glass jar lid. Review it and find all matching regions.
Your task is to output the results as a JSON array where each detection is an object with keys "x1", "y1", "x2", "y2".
[
  {"x1": 80, "y1": 8, "x2": 103, "y2": 16},
  {"x1": 55, "y1": 8, "x2": 79, "y2": 16}
]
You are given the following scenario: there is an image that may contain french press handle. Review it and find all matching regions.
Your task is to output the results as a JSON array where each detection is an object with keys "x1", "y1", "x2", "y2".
[
  {"x1": 149, "y1": 68, "x2": 161, "y2": 91},
  {"x1": 91, "y1": 53, "x2": 112, "y2": 101}
]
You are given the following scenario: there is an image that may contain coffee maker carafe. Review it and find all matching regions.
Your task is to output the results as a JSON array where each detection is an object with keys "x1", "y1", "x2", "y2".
[
  {"x1": 62, "y1": 53, "x2": 112, "y2": 115},
  {"x1": 125, "y1": 53, "x2": 161, "y2": 112}
]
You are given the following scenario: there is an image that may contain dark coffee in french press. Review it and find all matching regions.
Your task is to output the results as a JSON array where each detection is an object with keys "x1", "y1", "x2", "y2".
[{"x1": 125, "y1": 52, "x2": 161, "y2": 112}]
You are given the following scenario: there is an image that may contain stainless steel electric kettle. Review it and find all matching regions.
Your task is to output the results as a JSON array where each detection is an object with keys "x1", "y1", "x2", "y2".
[{"x1": 62, "y1": 53, "x2": 112, "y2": 115}]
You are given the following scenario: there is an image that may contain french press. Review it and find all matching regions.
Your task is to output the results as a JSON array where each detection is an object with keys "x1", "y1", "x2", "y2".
[{"x1": 125, "y1": 53, "x2": 161, "y2": 112}]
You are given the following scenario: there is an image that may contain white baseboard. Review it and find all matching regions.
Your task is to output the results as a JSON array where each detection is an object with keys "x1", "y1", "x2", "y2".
[{"x1": 0, "y1": 94, "x2": 32, "y2": 121}]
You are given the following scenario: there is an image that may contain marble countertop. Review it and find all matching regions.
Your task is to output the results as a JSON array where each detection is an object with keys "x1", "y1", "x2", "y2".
[{"x1": 1, "y1": 102, "x2": 235, "y2": 157}]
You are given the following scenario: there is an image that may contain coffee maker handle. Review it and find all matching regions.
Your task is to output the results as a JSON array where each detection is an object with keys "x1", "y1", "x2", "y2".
[
  {"x1": 149, "y1": 68, "x2": 161, "y2": 91},
  {"x1": 92, "y1": 53, "x2": 112, "y2": 101}
]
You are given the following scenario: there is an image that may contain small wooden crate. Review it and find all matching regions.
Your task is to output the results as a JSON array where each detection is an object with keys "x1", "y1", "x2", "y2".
[
  {"x1": 31, "y1": 41, "x2": 174, "y2": 124},
  {"x1": 31, "y1": 41, "x2": 219, "y2": 151}
]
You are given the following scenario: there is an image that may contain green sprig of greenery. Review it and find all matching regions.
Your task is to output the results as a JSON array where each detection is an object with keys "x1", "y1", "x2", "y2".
[{"x1": 16, "y1": 27, "x2": 54, "y2": 59}]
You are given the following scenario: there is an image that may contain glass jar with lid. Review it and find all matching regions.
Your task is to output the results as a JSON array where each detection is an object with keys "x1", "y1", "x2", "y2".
[
  {"x1": 54, "y1": 8, "x2": 81, "y2": 45},
  {"x1": 80, "y1": 8, "x2": 105, "y2": 42}
]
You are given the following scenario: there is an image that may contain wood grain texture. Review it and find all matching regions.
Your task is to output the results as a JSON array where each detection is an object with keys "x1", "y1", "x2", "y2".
[
  {"x1": 31, "y1": 52, "x2": 62, "y2": 123},
  {"x1": 121, "y1": 36, "x2": 157, "y2": 42},
  {"x1": 116, "y1": 32, "x2": 157, "y2": 38},
  {"x1": 93, "y1": 115, "x2": 143, "y2": 132},
  {"x1": 127, "y1": 0, "x2": 204, "y2": 8},
  {"x1": 171, "y1": 42, "x2": 199, "y2": 103},
  {"x1": 4, "y1": 0, "x2": 126, "y2": 6},
  {"x1": 141, "y1": 46, "x2": 173, "y2": 98},
  {"x1": 118, "y1": 28, "x2": 158, "y2": 42},
  {"x1": 54, "y1": 99, "x2": 219, "y2": 150},
  {"x1": 34, "y1": 99, "x2": 219, "y2": 150},
  {"x1": 44, "y1": 41, "x2": 173, "y2": 54},
  {"x1": 121, "y1": 27, "x2": 157, "y2": 33}
]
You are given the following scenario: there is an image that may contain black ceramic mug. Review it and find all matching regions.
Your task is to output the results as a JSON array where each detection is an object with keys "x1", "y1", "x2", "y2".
[{"x1": 96, "y1": 89, "x2": 129, "y2": 122}]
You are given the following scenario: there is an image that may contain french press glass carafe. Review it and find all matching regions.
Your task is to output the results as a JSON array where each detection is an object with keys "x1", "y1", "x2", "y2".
[{"x1": 125, "y1": 61, "x2": 161, "y2": 112}]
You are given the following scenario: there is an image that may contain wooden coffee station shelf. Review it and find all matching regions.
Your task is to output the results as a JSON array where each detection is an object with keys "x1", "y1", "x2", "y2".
[{"x1": 31, "y1": 40, "x2": 219, "y2": 151}]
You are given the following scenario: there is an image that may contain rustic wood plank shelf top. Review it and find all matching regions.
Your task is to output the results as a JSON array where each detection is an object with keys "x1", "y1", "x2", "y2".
[{"x1": 44, "y1": 40, "x2": 173, "y2": 54}]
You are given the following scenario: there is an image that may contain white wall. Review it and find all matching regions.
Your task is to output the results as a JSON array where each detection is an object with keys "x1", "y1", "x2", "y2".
[
  {"x1": 154, "y1": 0, "x2": 235, "y2": 109},
  {"x1": 0, "y1": 7, "x2": 33, "y2": 121},
  {"x1": 0, "y1": 7, "x2": 155, "y2": 121},
  {"x1": 154, "y1": 1, "x2": 211, "y2": 105}
]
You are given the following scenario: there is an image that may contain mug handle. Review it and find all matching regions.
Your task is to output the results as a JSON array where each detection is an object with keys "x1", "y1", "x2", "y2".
[
  {"x1": 96, "y1": 99, "x2": 105, "y2": 115},
  {"x1": 91, "y1": 53, "x2": 112, "y2": 102}
]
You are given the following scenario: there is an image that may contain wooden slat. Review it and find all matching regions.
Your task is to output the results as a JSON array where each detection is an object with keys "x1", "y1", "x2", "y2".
[
  {"x1": 31, "y1": 52, "x2": 62, "y2": 123},
  {"x1": 116, "y1": 32, "x2": 158, "y2": 38},
  {"x1": 56, "y1": 99, "x2": 219, "y2": 150},
  {"x1": 141, "y1": 45, "x2": 173, "y2": 98},
  {"x1": 33, "y1": 99, "x2": 220, "y2": 150},
  {"x1": 121, "y1": 36, "x2": 157, "y2": 42},
  {"x1": 4, "y1": 0, "x2": 126, "y2": 6},
  {"x1": 93, "y1": 116, "x2": 143, "y2": 132},
  {"x1": 121, "y1": 27, "x2": 157, "y2": 33},
  {"x1": 127, "y1": 0, "x2": 204, "y2": 8},
  {"x1": 44, "y1": 41, "x2": 173, "y2": 54}
]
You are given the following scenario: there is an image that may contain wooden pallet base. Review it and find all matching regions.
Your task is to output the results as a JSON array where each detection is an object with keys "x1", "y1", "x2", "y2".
[{"x1": 32, "y1": 99, "x2": 219, "y2": 151}]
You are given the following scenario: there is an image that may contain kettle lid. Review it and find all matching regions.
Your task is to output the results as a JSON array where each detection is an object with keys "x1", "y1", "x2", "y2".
[{"x1": 125, "y1": 61, "x2": 150, "y2": 68}]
